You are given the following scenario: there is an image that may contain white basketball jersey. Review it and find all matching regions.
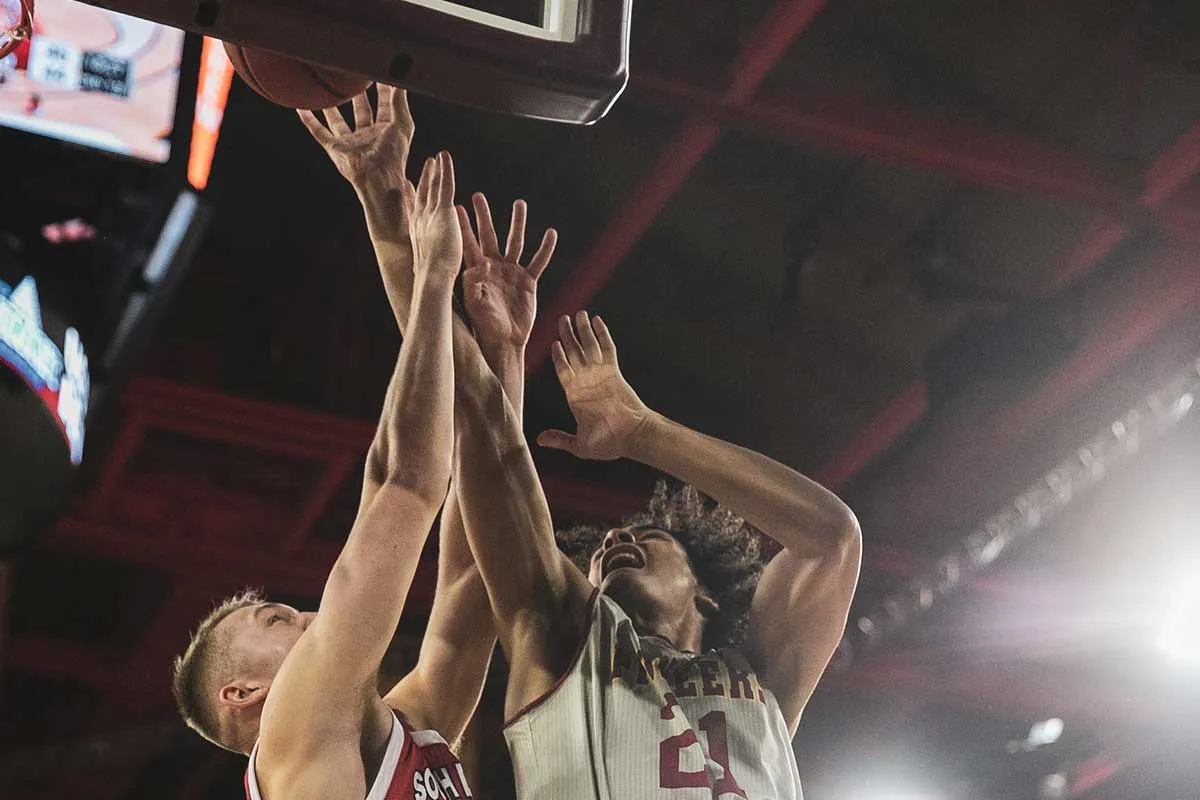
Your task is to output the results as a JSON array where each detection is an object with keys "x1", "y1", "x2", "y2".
[{"x1": 504, "y1": 593, "x2": 803, "y2": 800}]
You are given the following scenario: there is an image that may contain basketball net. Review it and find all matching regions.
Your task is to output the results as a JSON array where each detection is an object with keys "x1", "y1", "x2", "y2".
[{"x1": 0, "y1": 0, "x2": 34, "y2": 60}]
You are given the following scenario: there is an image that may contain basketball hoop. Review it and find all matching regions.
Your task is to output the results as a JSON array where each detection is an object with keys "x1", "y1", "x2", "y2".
[
  {"x1": 70, "y1": 0, "x2": 631, "y2": 123},
  {"x1": 0, "y1": 0, "x2": 33, "y2": 60}
]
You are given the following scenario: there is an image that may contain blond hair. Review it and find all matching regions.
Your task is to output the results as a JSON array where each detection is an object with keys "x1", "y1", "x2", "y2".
[{"x1": 171, "y1": 589, "x2": 264, "y2": 749}]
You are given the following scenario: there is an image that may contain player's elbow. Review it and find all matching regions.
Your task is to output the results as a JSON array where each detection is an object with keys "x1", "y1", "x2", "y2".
[
  {"x1": 813, "y1": 501, "x2": 861, "y2": 570},
  {"x1": 833, "y1": 504, "x2": 861, "y2": 557}
]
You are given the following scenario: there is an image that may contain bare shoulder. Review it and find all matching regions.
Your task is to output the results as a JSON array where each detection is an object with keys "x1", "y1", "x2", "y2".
[{"x1": 256, "y1": 687, "x2": 394, "y2": 800}]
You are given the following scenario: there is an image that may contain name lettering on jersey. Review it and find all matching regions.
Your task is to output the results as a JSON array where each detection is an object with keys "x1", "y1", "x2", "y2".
[
  {"x1": 609, "y1": 626, "x2": 768, "y2": 706},
  {"x1": 410, "y1": 763, "x2": 472, "y2": 800}
]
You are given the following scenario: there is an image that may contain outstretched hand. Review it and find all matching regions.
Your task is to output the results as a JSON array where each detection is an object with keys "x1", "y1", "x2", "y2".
[
  {"x1": 458, "y1": 193, "x2": 557, "y2": 353},
  {"x1": 537, "y1": 312, "x2": 651, "y2": 461},
  {"x1": 297, "y1": 84, "x2": 415, "y2": 193},
  {"x1": 404, "y1": 152, "x2": 462, "y2": 282}
]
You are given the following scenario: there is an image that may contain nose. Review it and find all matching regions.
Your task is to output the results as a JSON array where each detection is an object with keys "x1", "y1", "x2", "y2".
[
  {"x1": 300, "y1": 611, "x2": 317, "y2": 629},
  {"x1": 601, "y1": 528, "x2": 637, "y2": 550}
]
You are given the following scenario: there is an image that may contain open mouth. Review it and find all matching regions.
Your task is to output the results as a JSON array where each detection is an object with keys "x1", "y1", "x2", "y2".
[{"x1": 601, "y1": 544, "x2": 646, "y2": 577}]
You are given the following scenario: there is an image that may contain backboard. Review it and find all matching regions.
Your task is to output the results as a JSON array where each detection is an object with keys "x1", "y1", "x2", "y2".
[{"x1": 77, "y1": 0, "x2": 632, "y2": 123}]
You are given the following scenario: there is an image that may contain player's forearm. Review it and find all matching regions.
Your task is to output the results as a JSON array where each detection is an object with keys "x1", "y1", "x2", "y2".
[
  {"x1": 357, "y1": 180, "x2": 415, "y2": 329},
  {"x1": 442, "y1": 341, "x2": 525, "y2": 579},
  {"x1": 453, "y1": 369, "x2": 565, "y2": 638},
  {"x1": 479, "y1": 344, "x2": 525, "y2": 420},
  {"x1": 626, "y1": 412, "x2": 860, "y2": 559},
  {"x1": 377, "y1": 269, "x2": 456, "y2": 502}
]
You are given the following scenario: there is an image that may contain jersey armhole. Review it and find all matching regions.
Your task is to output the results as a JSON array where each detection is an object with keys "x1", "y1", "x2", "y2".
[{"x1": 503, "y1": 588, "x2": 600, "y2": 730}]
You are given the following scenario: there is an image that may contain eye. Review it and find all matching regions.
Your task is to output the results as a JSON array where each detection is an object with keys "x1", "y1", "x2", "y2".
[{"x1": 267, "y1": 614, "x2": 283, "y2": 626}]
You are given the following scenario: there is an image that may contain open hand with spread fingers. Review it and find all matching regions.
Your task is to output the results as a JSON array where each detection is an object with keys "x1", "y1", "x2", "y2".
[
  {"x1": 404, "y1": 152, "x2": 462, "y2": 283},
  {"x1": 297, "y1": 84, "x2": 415, "y2": 193},
  {"x1": 537, "y1": 312, "x2": 652, "y2": 461},
  {"x1": 458, "y1": 193, "x2": 558, "y2": 354}
]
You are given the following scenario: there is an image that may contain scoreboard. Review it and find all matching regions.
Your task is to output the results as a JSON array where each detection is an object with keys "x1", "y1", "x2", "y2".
[
  {"x1": 0, "y1": 274, "x2": 88, "y2": 465},
  {"x1": 0, "y1": 271, "x2": 88, "y2": 552}
]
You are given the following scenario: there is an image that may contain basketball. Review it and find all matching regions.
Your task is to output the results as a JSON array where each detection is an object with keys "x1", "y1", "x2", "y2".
[{"x1": 224, "y1": 42, "x2": 371, "y2": 110}]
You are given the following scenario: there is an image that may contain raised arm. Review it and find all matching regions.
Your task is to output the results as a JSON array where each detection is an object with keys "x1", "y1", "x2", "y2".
[
  {"x1": 257, "y1": 155, "x2": 460, "y2": 776},
  {"x1": 298, "y1": 87, "x2": 418, "y2": 512},
  {"x1": 385, "y1": 192, "x2": 558, "y2": 738},
  {"x1": 540, "y1": 313, "x2": 861, "y2": 734}
]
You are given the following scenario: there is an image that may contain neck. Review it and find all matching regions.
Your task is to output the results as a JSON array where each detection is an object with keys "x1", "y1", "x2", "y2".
[
  {"x1": 227, "y1": 715, "x2": 261, "y2": 756},
  {"x1": 626, "y1": 605, "x2": 705, "y2": 654}
]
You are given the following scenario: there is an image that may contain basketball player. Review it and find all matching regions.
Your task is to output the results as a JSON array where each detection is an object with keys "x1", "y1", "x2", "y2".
[
  {"x1": 172, "y1": 85, "x2": 560, "y2": 799},
  {"x1": 171, "y1": 91, "x2": 482, "y2": 800},
  {"x1": 451, "y1": 313, "x2": 861, "y2": 794}
]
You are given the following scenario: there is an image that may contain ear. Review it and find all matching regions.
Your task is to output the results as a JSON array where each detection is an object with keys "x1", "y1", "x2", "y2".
[
  {"x1": 694, "y1": 589, "x2": 720, "y2": 619},
  {"x1": 219, "y1": 679, "x2": 268, "y2": 711}
]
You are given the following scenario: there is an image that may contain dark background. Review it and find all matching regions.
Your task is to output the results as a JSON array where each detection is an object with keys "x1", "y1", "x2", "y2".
[{"x1": 1, "y1": 0, "x2": 1199, "y2": 797}]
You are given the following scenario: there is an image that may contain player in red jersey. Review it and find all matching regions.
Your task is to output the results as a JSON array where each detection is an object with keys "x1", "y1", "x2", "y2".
[{"x1": 171, "y1": 86, "x2": 554, "y2": 799}]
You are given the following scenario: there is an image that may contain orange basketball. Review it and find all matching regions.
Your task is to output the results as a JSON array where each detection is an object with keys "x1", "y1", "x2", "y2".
[{"x1": 224, "y1": 42, "x2": 372, "y2": 110}]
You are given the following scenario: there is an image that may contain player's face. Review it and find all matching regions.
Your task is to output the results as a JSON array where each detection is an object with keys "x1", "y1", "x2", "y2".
[
  {"x1": 587, "y1": 526, "x2": 704, "y2": 623},
  {"x1": 224, "y1": 602, "x2": 315, "y2": 682}
]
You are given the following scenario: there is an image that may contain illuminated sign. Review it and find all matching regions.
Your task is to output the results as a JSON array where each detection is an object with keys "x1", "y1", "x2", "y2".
[
  {"x1": 188, "y1": 37, "x2": 233, "y2": 191},
  {"x1": 0, "y1": 276, "x2": 89, "y2": 463}
]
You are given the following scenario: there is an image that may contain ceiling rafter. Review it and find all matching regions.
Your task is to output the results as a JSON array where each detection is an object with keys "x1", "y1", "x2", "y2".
[{"x1": 527, "y1": 0, "x2": 835, "y2": 366}]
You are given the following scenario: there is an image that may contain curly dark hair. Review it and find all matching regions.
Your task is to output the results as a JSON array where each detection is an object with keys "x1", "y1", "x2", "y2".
[{"x1": 557, "y1": 482, "x2": 763, "y2": 652}]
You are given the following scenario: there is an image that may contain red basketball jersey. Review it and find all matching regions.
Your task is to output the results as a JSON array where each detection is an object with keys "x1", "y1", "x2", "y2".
[{"x1": 245, "y1": 712, "x2": 473, "y2": 800}]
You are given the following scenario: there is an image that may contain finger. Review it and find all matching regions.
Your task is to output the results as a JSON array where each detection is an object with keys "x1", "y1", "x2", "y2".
[
  {"x1": 549, "y1": 340, "x2": 574, "y2": 379},
  {"x1": 395, "y1": 88, "x2": 415, "y2": 135},
  {"x1": 321, "y1": 106, "x2": 351, "y2": 137},
  {"x1": 505, "y1": 200, "x2": 527, "y2": 263},
  {"x1": 575, "y1": 310, "x2": 603, "y2": 362},
  {"x1": 351, "y1": 92, "x2": 372, "y2": 129},
  {"x1": 417, "y1": 157, "x2": 436, "y2": 209},
  {"x1": 472, "y1": 193, "x2": 502, "y2": 258},
  {"x1": 375, "y1": 83, "x2": 394, "y2": 121},
  {"x1": 457, "y1": 206, "x2": 485, "y2": 267},
  {"x1": 401, "y1": 180, "x2": 417, "y2": 217},
  {"x1": 378, "y1": 85, "x2": 413, "y2": 135},
  {"x1": 439, "y1": 152, "x2": 455, "y2": 207},
  {"x1": 558, "y1": 315, "x2": 587, "y2": 366},
  {"x1": 592, "y1": 315, "x2": 618, "y2": 360},
  {"x1": 431, "y1": 157, "x2": 444, "y2": 210},
  {"x1": 536, "y1": 430, "x2": 578, "y2": 454},
  {"x1": 296, "y1": 109, "x2": 332, "y2": 144},
  {"x1": 527, "y1": 228, "x2": 558, "y2": 280}
]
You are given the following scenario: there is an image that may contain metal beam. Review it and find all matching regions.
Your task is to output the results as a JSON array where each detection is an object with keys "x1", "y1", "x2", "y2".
[
  {"x1": 627, "y1": 76, "x2": 1200, "y2": 244},
  {"x1": 528, "y1": 0, "x2": 833, "y2": 367},
  {"x1": 812, "y1": 119, "x2": 1200, "y2": 490}
]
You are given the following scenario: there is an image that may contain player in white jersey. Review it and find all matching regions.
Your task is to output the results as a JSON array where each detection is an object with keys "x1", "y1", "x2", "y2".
[{"x1": 452, "y1": 300, "x2": 862, "y2": 797}]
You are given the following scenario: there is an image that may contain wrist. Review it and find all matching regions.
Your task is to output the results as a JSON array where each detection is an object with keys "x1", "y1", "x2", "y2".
[
  {"x1": 621, "y1": 407, "x2": 665, "y2": 461},
  {"x1": 479, "y1": 343, "x2": 525, "y2": 375},
  {"x1": 413, "y1": 263, "x2": 457, "y2": 293},
  {"x1": 355, "y1": 180, "x2": 409, "y2": 236}
]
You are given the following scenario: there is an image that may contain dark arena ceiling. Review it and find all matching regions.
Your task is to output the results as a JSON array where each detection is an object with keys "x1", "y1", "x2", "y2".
[{"x1": 1, "y1": 0, "x2": 1199, "y2": 797}]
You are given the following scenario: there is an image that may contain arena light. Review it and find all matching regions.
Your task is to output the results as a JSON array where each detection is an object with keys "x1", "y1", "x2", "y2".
[
  {"x1": 187, "y1": 36, "x2": 233, "y2": 191},
  {"x1": 1158, "y1": 577, "x2": 1200, "y2": 663},
  {"x1": 1010, "y1": 717, "x2": 1065, "y2": 752},
  {"x1": 41, "y1": 218, "x2": 97, "y2": 244},
  {"x1": 842, "y1": 357, "x2": 1200, "y2": 659}
]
